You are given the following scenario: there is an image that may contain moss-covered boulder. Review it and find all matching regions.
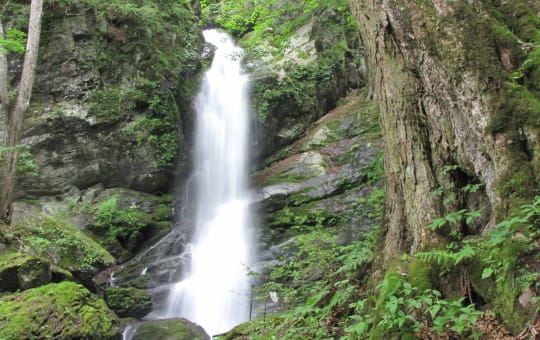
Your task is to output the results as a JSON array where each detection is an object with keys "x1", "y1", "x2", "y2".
[
  {"x1": 0, "y1": 217, "x2": 114, "y2": 292},
  {"x1": 131, "y1": 318, "x2": 210, "y2": 340},
  {"x1": 0, "y1": 281, "x2": 121, "y2": 340},
  {"x1": 104, "y1": 287, "x2": 152, "y2": 318},
  {"x1": 0, "y1": 252, "x2": 51, "y2": 292}
]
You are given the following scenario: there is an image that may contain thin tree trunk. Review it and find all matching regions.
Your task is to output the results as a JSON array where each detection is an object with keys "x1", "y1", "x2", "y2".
[
  {"x1": 0, "y1": 20, "x2": 9, "y2": 106},
  {"x1": 0, "y1": 0, "x2": 43, "y2": 224}
]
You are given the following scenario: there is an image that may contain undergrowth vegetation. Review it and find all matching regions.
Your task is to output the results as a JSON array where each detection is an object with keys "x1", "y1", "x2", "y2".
[
  {"x1": 90, "y1": 194, "x2": 173, "y2": 260},
  {"x1": 224, "y1": 175, "x2": 540, "y2": 339}
]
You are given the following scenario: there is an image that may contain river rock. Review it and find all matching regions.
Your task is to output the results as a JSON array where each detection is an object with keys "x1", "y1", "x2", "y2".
[
  {"x1": 104, "y1": 287, "x2": 152, "y2": 318},
  {"x1": 131, "y1": 318, "x2": 210, "y2": 340}
]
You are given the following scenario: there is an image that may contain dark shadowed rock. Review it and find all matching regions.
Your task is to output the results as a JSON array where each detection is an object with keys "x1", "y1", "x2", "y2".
[{"x1": 0, "y1": 253, "x2": 51, "y2": 292}]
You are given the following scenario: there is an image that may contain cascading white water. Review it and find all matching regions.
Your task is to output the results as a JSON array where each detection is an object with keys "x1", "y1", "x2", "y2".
[{"x1": 164, "y1": 29, "x2": 253, "y2": 336}]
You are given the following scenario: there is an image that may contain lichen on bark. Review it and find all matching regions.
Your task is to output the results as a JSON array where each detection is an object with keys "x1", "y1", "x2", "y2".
[{"x1": 348, "y1": 0, "x2": 540, "y2": 331}]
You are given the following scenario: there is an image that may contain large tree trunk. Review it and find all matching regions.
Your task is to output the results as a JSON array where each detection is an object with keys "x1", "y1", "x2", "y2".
[
  {"x1": 347, "y1": 0, "x2": 540, "y2": 266},
  {"x1": 0, "y1": 0, "x2": 43, "y2": 224}
]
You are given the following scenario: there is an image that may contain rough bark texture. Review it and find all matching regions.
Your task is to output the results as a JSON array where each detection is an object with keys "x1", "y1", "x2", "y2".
[
  {"x1": 0, "y1": 0, "x2": 43, "y2": 223},
  {"x1": 348, "y1": 0, "x2": 540, "y2": 266},
  {"x1": 0, "y1": 21, "x2": 8, "y2": 106}
]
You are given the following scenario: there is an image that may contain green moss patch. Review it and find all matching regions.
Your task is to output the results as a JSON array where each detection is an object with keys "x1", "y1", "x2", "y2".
[
  {"x1": 104, "y1": 287, "x2": 152, "y2": 318},
  {"x1": 0, "y1": 281, "x2": 120, "y2": 340},
  {"x1": 132, "y1": 319, "x2": 209, "y2": 340},
  {"x1": 0, "y1": 217, "x2": 114, "y2": 274},
  {"x1": 489, "y1": 82, "x2": 540, "y2": 134}
]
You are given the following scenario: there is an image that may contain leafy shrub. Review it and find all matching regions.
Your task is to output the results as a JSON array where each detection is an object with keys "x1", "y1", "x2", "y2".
[
  {"x1": 367, "y1": 275, "x2": 482, "y2": 339},
  {"x1": 0, "y1": 28, "x2": 26, "y2": 54},
  {"x1": 94, "y1": 195, "x2": 147, "y2": 247}
]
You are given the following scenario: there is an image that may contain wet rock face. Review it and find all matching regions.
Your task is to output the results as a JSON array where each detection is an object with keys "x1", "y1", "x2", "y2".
[
  {"x1": 247, "y1": 8, "x2": 365, "y2": 160},
  {"x1": 5, "y1": 0, "x2": 203, "y2": 198},
  {"x1": 18, "y1": 116, "x2": 169, "y2": 197},
  {"x1": 105, "y1": 226, "x2": 189, "y2": 290},
  {"x1": 252, "y1": 89, "x2": 383, "y2": 313}
]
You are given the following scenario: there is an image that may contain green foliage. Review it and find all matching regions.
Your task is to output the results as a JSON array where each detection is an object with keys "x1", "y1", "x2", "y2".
[
  {"x1": 264, "y1": 227, "x2": 339, "y2": 307},
  {"x1": 479, "y1": 197, "x2": 539, "y2": 283},
  {"x1": 428, "y1": 209, "x2": 481, "y2": 230},
  {"x1": 367, "y1": 275, "x2": 482, "y2": 339},
  {"x1": 362, "y1": 152, "x2": 385, "y2": 185},
  {"x1": 246, "y1": 218, "x2": 374, "y2": 339},
  {"x1": 420, "y1": 196, "x2": 539, "y2": 282},
  {"x1": 16, "y1": 150, "x2": 38, "y2": 176},
  {"x1": 88, "y1": 87, "x2": 145, "y2": 122},
  {"x1": 353, "y1": 188, "x2": 385, "y2": 221},
  {"x1": 207, "y1": 0, "x2": 359, "y2": 124},
  {"x1": 252, "y1": 61, "x2": 336, "y2": 120},
  {"x1": 121, "y1": 86, "x2": 183, "y2": 168},
  {"x1": 415, "y1": 195, "x2": 540, "y2": 332},
  {"x1": 91, "y1": 193, "x2": 173, "y2": 260},
  {"x1": 0, "y1": 29, "x2": 26, "y2": 54},
  {"x1": 416, "y1": 243, "x2": 476, "y2": 273},
  {"x1": 203, "y1": 0, "x2": 355, "y2": 49},
  {"x1": 0, "y1": 144, "x2": 38, "y2": 176},
  {"x1": 94, "y1": 195, "x2": 146, "y2": 246}
]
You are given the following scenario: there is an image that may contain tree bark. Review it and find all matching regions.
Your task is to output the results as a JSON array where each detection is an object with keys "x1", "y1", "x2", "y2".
[
  {"x1": 0, "y1": 20, "x2": 9, "y2": 106},
  {"x1": 348, "y1": 0, "x2": 540, "y2": 267},
  {"x1": 0, "y1": 0, "x2": 43, "y2": 224}
]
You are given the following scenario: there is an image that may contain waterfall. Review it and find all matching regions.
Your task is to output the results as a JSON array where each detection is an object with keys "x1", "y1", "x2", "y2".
[{"x1": 164, "y1": 29, "x2": 253, "y2": 336}]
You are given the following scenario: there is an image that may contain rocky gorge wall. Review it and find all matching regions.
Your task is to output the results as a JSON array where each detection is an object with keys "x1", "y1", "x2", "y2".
[
  {"x1": 4, "y1": 0, "x2": 203, "y2": 199},
  {"x1": 0, "y1": 0, "x2": 374, "y2": 338}
]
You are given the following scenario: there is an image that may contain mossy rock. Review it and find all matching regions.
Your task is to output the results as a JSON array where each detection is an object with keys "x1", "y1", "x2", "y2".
[
  {"x1": 0, "y1": 252, "x2": 51, "y2": 292},
  {"x1": 0, "y1": 217, "x2": 115, "y2": 275},
  {"x1": 89, "y1": 189, "x2": 174, "y2": 261},
  {"x1": 132, "y1": 318, "x2": 210, "y2": 340},
  {"x1": 0, "y1": 281, "x2": 121, "y2": 340},
  {"x1": 104, "y1": 287, "x2": 152, "y2": 318},
  {"x1": 217, "y1": 321, "x2": 252, "y2": 340}
]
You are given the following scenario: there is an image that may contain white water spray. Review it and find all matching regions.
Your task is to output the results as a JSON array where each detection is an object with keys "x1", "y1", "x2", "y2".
[{"x1": 164, "y1": 29, "x2": 253, "y2": 335}]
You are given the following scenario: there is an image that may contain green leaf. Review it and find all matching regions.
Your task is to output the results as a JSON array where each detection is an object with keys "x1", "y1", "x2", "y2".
[
  {"x1": 429, "y1": 303, "x2": 441, "y2": 319},
  {"x1": 481, "y1": 267, "x2": 494, "y2": 279}
]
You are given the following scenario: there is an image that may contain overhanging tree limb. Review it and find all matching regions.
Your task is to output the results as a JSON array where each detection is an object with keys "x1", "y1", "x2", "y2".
[{"x1": 0, "y1": 0, "x2": 43, "y2": 224}]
